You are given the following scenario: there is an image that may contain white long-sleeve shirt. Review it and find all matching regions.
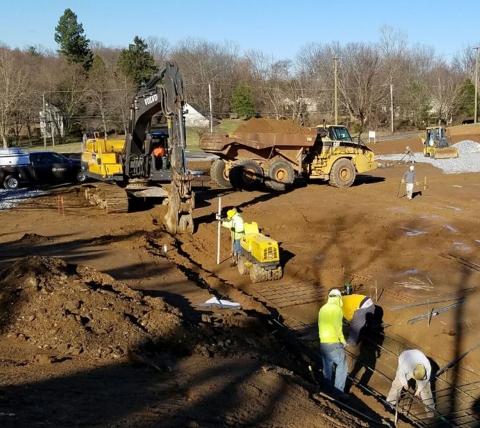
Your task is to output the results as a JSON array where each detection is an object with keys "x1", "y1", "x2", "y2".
[{"x1": 397, "y1": 350, "x2": 431, "y2": 393}]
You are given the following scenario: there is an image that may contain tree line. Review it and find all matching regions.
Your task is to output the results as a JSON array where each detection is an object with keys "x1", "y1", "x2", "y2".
[{"x1": 0, "y1": 8, "x2": 479, "y2": 148}]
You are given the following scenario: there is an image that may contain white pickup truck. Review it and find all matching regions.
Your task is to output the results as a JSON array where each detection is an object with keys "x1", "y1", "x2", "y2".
[{"x1": 0, "y1": 148, "x2": 84, "y2": 189}]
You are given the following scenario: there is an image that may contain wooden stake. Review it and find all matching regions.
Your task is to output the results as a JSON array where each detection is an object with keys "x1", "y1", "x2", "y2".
[{"x1": 424, "y1": 176, "x2": 427, "y2": 191}]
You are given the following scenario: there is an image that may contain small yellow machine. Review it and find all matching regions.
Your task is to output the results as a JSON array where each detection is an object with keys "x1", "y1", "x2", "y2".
[
  {"x1": 237, "y1": 222, "x2": 283, "y2": 283},
  {"x1": 422, "y1": 126, "x2": 458, "y2": 159}
]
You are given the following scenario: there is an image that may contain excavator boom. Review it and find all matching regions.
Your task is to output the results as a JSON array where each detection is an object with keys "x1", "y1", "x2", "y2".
[{"x1": 81, "y1": 61, "x2": 194, "y2": 234}]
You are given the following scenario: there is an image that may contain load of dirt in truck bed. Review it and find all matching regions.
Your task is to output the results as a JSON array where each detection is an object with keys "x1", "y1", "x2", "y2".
[{"x1": 235, "y1": 117, "x2": 313, "y2": 134}]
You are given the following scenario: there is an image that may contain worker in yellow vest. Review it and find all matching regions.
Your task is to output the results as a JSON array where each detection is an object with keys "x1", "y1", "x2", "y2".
[
  {"x1": 217, "y1": 208, "x2": 245, "y2": 267},
  {"x1": 342, "y1": 293, "x2": 375, "y2": 346}
]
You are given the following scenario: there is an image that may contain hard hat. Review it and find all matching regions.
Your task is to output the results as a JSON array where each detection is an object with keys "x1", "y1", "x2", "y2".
[
  {"x1": 413, "y1": 364, "x2": 426, "y2": 380},
  {"x1": 409, "y1": 165, "x2": 414, "y2": 171},
  {"x1": 329, "y1": 289, "x2": 342, "y2": 298},
  {"x1": 226, "y1": 209, "x2": 237, "y2": 219}
]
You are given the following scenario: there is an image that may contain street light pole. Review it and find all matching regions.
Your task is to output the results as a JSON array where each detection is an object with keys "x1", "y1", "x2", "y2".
[{"x1": 333, "y1": 56, "x2": 338, "y2": 125}]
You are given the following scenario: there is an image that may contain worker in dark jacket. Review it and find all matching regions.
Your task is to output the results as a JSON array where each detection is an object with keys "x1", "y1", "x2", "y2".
[
  {"x1": 342, "y1": 294, "x2": 375, "y2": 346},
  {"x1": 402, "y1": 165, "x2": 419, "y2": 200}
]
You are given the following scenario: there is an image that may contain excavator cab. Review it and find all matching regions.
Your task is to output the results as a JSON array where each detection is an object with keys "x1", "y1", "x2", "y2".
[{"x1": 422, "y1": 126, "x2": 458, "y2": 159}]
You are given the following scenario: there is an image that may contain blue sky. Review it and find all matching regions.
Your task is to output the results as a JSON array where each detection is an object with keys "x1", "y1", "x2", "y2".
[{"x1": 1, "y1": 0, "x2": 479, "y2": 60}]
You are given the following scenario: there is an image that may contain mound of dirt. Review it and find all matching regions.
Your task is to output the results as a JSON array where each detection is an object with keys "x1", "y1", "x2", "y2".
[
  {"x1": 18, "y1": 233, "x2": 54, "y2": 244},
  {"x1": 235, "y1": 117, "x2": 313, "y2": 134},
  {"x1": 0, "y1": 256, "x2": 186, "y2": 360}
]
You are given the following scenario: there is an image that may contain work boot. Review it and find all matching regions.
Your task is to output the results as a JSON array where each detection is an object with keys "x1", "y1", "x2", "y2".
[{"x1": 230, "y1": 254, "x2": 238, "y2": 268}]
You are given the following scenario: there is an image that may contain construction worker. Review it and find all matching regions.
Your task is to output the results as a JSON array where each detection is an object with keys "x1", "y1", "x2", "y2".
[
  {"x1": 342, "y1": 293, "x2": 375, "y2": 346},
  {"x1": 385, "y1": 349, "x2": 435, "y2": 417},
  {"x1": 402, "y1": 165, "x2": 419, "y2": 200},
  {"x1": 218, "y1": 208, "x2": 245, "y2": 267},
  {"x1": 318, "y1": 289, "x2": 349, "y2": 401}
]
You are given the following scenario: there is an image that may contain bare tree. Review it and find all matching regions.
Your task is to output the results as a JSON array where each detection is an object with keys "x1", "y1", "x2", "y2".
[
  {"x1": 337, "y1": 42, "x2": 385, "y2": 130},
  {"x1": 171, "y1": 38, "x2": 239, "y2": 117},
  {"x1": 145, "y1": 36, "x2": 170, "y2": 68},
  {"x1": 0, "y1": 47, "x2": 28, "y2": 147}
]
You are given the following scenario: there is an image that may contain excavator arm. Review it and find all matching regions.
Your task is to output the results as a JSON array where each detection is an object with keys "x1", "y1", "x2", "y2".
[{"x1": 123, "y1": 61, "x2": 194, "y2": 234}]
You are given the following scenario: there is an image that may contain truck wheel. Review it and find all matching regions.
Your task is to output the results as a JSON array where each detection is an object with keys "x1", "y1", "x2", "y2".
[
  {"x1": 76, "y1": 171, "x2": 88, "y2": 183},
  {"x1": 210, "y1": 159, "x2": 231, "y2": 188},
  {"x1": 229, "y1": 159, "x2": 263, "y2": 191},
  {"x1": 4, "y1": 175, "x2": 20, "y2": 190},
  {"x1": 329, "y1": 158, "x2": 356, "y2": 188},
  {"x1": 264, "y1": 157, "x2": 294, "y2": 191}
]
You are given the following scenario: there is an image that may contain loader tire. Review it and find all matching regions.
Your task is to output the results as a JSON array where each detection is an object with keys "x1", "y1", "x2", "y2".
[
  {"x1": 229, "y1": 159, "x2": 263, "y2": 191},
  {"x1": 329, "y1": 158, "x2": 356, "y2": 188},
  {"x1": 210, "y1": 159, "x2": 231, "y2": 188},
  {"x1": 237, "y1": 255, "x2": 250, "y2": 275},
  {"x1": 264, "y1": 157, "x2": 295, "y2": 191}
]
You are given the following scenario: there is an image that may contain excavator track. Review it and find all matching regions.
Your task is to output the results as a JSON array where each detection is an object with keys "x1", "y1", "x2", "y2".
[{"x1": 83, "y1": 183, "x2": 129, "y2": 214}]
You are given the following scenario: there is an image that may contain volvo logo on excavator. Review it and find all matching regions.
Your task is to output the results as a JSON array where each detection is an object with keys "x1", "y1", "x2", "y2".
[{"x1": 144, "y1": 94, "x2": 158, "y2": 105}]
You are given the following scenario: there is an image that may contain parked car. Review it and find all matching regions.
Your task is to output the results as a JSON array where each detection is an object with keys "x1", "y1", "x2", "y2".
[{"x1": 0, "y1": 148, "x2": 85, "y2": 189}]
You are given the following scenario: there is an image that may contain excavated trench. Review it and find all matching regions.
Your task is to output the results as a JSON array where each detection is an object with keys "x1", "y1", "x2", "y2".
[{"x1": 144, "y1": 229, "x2": 480, "y2": 428}]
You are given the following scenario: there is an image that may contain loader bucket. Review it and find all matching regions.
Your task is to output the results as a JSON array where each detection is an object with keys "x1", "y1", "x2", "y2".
[{"x1": 433, "y1": 147, "x2": 459, "y2": 159}]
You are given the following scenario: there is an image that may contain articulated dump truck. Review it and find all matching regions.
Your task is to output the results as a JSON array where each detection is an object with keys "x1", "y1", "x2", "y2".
[{"x1": 199, "y1": 124, "x2": 378, "y2": 191}]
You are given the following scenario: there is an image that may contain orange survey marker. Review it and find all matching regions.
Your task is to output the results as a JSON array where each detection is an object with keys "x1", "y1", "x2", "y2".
[{"x1": 57, "y1": 195, "x2": 65, "y2": 217}]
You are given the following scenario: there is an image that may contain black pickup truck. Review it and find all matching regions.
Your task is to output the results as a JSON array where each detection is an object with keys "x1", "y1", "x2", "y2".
[{"x1": 0, "y1": 149, "x2": 84, "y2": 189}]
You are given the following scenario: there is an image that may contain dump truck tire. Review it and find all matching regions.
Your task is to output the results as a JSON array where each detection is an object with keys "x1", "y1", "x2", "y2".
[
  {"x1": 237, "y1": 255, "x2": 250, "y2": 275},
  {"x1": 229, "y1": 159, "x2": 263, "y2": 191},
  {"x1": 329, "y1": 158, "x2": 356, "y2": 188},
  {"x1": 210, "y1": 159, "x2": 231, "y2": 188},
  {"x1": 264, "y1": 157, "x2": 295, "y2": 191}
]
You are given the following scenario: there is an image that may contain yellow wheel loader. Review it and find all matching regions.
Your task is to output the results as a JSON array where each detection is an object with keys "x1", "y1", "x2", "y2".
[
  {"x1": 422, "y1": 126, "x2": 459, "y2": 159},
  {"x1": 237, "y1": 222, "x2": 283, "y2": 283}
]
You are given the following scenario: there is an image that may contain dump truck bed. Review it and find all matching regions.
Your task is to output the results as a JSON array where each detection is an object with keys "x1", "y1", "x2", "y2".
[{"x1": 199, "y1": 132, "x2": 319, "y2": 152}]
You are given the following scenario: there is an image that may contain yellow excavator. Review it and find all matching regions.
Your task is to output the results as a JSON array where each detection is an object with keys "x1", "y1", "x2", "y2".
[
  {"x1": 80, "y1": 61, "x2": 195, "y2": 234},
  {"x1": 422, "y1": 126, "x2": 459, "y2": 159}
]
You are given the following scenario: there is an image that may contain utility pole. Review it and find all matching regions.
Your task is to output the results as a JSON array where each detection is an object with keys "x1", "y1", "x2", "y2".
[
  {"x1": 208, "y1": 83, "x2": 213, "y2": 132},
  {"x1": 475, "y1": 47, "x2": 479, "y2": 124},
  {"x1": 390, "y1": 82, "x2": 394, "y2": 133},
  {"x1": 42, "y1": 92, "x2": 47, "y2": 149},
  {"x1": 333, "y1": 57, "x2": 338, "y2": 125}
]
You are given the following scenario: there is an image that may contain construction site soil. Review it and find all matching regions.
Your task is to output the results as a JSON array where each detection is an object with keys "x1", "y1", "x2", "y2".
[{"x1": 1, "y1": 123, "x2": 480, "y2": 427}]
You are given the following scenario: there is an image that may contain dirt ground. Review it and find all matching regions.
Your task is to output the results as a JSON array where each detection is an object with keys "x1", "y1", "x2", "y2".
[{"x1": 1, "y1": 124, "x2": 480, "y2": 427}]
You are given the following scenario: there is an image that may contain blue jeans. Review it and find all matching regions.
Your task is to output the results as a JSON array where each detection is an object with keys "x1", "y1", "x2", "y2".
[
  {"x1": 320, "y1": 342, "x2": 348, "y2": 394},
  {"x1": 233, "y1": 239, "x2": 241, "y2": 255}
]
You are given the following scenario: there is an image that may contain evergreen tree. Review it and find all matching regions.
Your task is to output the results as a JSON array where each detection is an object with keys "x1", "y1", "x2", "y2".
[
  {"x1": 54, "y1": 8, "x2": 93, "y2": 70},
  {"x1": 232, "y1": 83, "x2": 256, "y2": 118},
  {"x1": 458, "y1": 78, "x2": 476, "y2": 117},
  {"x1": 116, "y1": 36, "x2": 158, "y2": 87}
]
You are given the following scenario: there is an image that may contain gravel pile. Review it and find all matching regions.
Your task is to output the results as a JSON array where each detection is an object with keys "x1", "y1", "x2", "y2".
[{"x1": 375, "y1": 140, "x2": 480, "y2": 174}]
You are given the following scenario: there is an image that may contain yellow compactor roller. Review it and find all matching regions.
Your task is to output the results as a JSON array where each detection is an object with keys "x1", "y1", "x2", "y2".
[
  {"x1": 236, "y1": 222, "x2": 283, "y2": 283},
  {"x1": 422, "y1": 126, "x2": 459, "y2": 159}
]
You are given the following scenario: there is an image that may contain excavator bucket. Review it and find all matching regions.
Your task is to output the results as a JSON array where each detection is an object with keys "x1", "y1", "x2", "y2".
[{"x1": 433, "y1": 147, "x2": 459, "y2": 159}]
